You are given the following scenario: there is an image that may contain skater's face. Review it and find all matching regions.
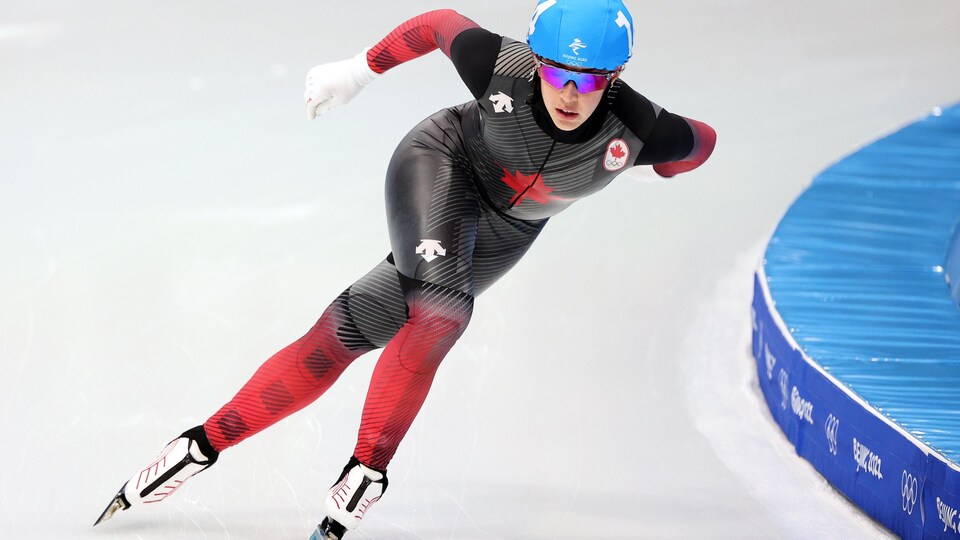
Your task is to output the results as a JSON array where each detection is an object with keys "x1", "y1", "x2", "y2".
[{"x1": 536, "y1": 57, "x2": 619, "y2": 131}]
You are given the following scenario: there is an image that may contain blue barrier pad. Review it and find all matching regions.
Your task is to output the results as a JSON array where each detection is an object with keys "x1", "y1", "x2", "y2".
[{"x1": 754, "y1": 103, "x2": 960, "y2": 538}]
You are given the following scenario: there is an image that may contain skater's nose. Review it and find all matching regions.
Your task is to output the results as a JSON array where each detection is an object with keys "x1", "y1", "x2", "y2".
[{"x1": 560, "y1": 81, "x2": 580, "y2": 107}]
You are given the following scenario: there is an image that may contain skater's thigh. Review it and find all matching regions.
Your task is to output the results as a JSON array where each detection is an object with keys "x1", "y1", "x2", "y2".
[{"x1": 385, "y1": 141, "x2": 480, "y2": 296}]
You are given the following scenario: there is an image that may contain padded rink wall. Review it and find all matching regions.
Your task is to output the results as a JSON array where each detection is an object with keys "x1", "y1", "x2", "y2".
[{"x1": 752, "y1": 103, "x2": 960, "y2": 539}]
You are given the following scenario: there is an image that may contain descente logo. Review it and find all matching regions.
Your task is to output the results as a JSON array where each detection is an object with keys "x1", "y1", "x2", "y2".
[
  {"x1": 939, "y1": 497, "x2": 959, "y2": 533},
  {"x1": 790, "y1": 387, "x2": 813, "y2": 424},
  {"x1": 853, "y1": 438, "x2": 883, "y2": 480}
]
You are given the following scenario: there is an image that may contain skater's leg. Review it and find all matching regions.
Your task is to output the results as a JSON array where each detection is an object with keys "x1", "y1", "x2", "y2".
[
  {"x1": 354, "y1": 276, "x2": 474, "y2": 469},
  {"x1": 344, "y1": 212, "x2": 546, "y2": 469},
  {"x1": 317, "y1": 277, "x2": 474, "y2": 534},
  {"x1": 318, "y1": 108, "x2": 481, "y2": 533},
  {"x1": 202, "y1": 290, "x2": 375, "y2": 450},
  {"x1": 353, "y1": 108, "x2": 482, "y2": 469},
  {"x1": 314, "y1": 198, "x2": 549, "y2": 535},
  {"x1": 204, "y1": 260, "x2": 408, "y2": 451},
  {"x1": 96, "y1": 260, "x2": 409, "y2": 525}
]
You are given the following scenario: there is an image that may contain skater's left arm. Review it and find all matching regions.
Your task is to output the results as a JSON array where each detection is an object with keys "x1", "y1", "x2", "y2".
[{"x1": 611, "y1": 81, "x2": 717, "y2": 177}]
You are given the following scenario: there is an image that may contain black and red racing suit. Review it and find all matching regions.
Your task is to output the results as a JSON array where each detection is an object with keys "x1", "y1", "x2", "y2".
[{"x1": 201, "y1": 9, "x2": 716, "y2": 472}]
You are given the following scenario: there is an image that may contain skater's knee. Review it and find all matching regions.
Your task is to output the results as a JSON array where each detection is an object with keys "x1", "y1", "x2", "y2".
[
  {"x1": 410, "y1": 302, "x2": 473, "y2": 345},
  {"x1": 305, "y1": 289, "x2": 377, "y2": 349},
  {"x1": 394, "y1": 278, "x2": 474, "y2": 374},
  {"x1": 300, "y1": 290, "x2": 379, "y2": 380},
  {"x1": 404, "y1": 280, "x2": 475, "y2": 338}
]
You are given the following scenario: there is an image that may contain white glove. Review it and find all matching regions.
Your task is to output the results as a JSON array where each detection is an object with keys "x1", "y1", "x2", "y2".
[{"x1": 304, "y1": 47, "x2": 380, "y2": 120}]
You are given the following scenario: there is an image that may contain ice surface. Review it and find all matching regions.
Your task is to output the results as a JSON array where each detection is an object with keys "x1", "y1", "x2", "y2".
[{"x1": 2, "y1": 0, "x2": 959, "y2": 538}]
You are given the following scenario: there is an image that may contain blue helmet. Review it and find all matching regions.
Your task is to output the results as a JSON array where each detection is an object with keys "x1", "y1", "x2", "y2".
[{"x1": 526, "y1": 0, "x2": 635, "y2": 71}]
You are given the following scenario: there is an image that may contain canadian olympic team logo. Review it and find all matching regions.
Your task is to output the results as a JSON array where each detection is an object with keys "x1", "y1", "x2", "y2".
[{"x1": 604, "y1": 139, "x2": 629, "y2": 171}]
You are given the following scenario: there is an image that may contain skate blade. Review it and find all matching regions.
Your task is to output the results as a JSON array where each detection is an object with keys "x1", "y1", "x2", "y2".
[
  {"x1": 309, "y1": 528, "x2": 337, "y2": 540},
  {"x1": 93, "y1": 485, "x2": 131, "y2": 526},
  {"x1": 309, "y1": 529, "x2": 330, "y2": 540},
  {"x1": 309, "y1": 518, "x2": 345, "y2": 540}
]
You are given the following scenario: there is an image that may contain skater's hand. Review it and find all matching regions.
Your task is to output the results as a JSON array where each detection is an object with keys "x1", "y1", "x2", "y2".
[{"x1": 305, "y1": 47, "x2": 379, "y2": 120}]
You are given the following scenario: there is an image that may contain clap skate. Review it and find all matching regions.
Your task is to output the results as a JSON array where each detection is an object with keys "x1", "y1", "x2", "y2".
[
  {"x1": 309, "y1": 457, "x2": 387, "y2": 539},
  {"x1": 310, "y1": 516, "x2": 348, "y2": 540},
  {"x1": 94, "y1": 426, "x2": 219, "y2": 525}
]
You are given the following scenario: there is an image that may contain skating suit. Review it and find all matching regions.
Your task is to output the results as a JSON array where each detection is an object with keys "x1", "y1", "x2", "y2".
[{"x1": 202, "y1": 10, "x2": 716, "y2": 472}]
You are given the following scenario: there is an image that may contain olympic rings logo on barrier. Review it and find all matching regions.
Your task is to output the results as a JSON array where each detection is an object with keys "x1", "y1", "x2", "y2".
[
  {"x1": 779, "y1": 369, "x2": 789, "y2": 411},
  {"x1": 824, "y1": 414, "x2": 840, "y2": 456},
  {"x1": 902, "y1": 471, "x2": 918, "y2": 515},
  {"x1": 765, "y1": 343, "x2": 777, "y2": 381}
]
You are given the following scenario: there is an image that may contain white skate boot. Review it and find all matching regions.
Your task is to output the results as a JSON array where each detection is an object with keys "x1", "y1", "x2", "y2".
[
  {"x1": 94, "y1": 426, "x2": 219, "y2": 525},
  {"x1": 309, "y1": 457, "x2": 387, "y2": 540}
]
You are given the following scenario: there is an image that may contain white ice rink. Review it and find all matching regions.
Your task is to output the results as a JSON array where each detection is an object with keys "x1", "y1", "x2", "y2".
[{"x1": 3, "y1": 1, "x2": 960, "y2": 538}]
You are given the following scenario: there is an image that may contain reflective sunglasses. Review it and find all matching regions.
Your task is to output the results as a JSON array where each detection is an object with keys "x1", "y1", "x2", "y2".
[{"x1": 536, "y1": 57, "x2": 620, "y2": 93}]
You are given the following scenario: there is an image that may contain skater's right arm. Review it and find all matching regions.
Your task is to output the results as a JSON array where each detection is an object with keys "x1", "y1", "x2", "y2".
[{"x1": 305, "y1": 10, "x2": 500, "y2": 119}]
